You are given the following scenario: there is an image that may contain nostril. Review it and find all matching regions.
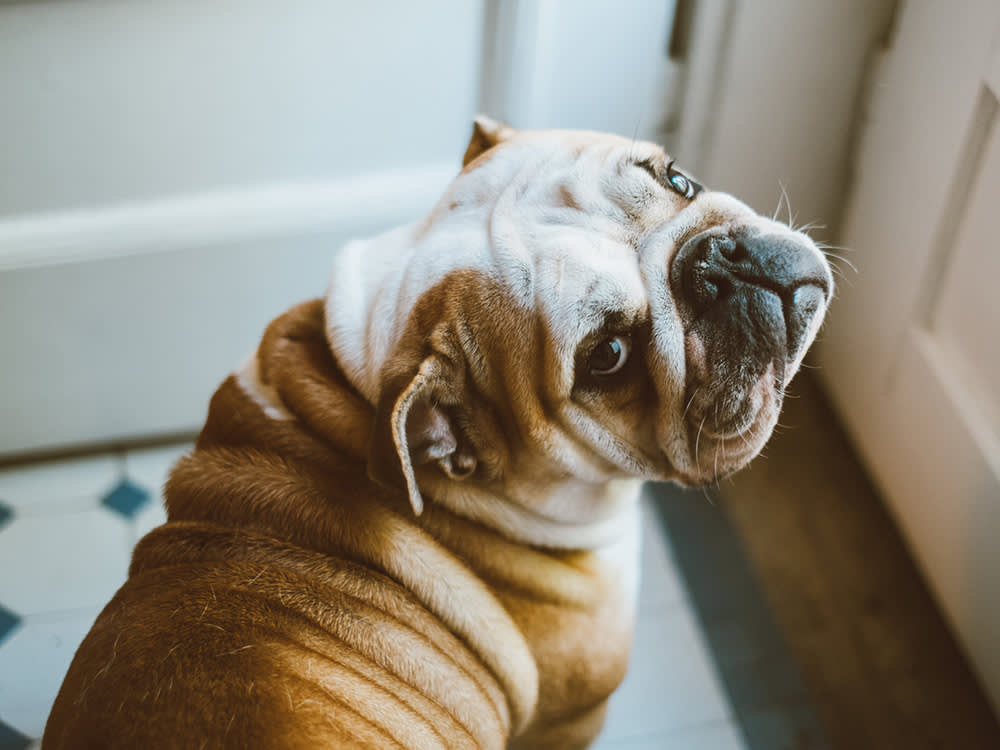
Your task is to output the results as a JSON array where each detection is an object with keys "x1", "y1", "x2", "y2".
[
  {"x1": 686, "y1": 258, "x2": 736, "y2": 310},
  {"x1": 784, "y1": 283, "x2": 826, "y2": 360},
  {"x1": 675, "y1": 231, "x2": 752, "y2": 314},
  {"x1": 728, "y1": 240, "x2": 748, "y2": 263},
  {"x1": 714, "y1": 275, "x2": 735, "y2": 299},
  {"x1": 714, "y1": 235, "x2": 745, "y2": 263}
]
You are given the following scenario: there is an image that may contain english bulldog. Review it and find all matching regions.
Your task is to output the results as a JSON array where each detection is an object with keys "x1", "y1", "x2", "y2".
[{"x1": 45, "y1": 117, "x2": 832, "y2": 749}]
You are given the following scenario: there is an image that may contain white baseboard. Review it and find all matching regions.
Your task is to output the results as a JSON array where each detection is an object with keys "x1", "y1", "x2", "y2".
[
  {"x1": 0, "y1": 163, "x2": 458, "y2": 271},
  {"x1": 0, "y1": 163, "x2": 457, "y2": 457}
]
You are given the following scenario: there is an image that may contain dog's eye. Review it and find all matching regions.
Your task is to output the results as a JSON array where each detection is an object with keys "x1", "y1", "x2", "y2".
[
  {"x1": 588, "y1": 335, "x2": 631, "y2": 376},
  {"x1": 665, "y1": 160, "x2": 699, "y2": 199},
  {"x1": 636, "y1": 158, "x2": 702, "y2": 200}
]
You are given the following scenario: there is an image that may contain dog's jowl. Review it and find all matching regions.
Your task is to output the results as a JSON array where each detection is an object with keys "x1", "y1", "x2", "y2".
[{"x1": 44, "y1": 118, "x2": 831, "y2": 749}]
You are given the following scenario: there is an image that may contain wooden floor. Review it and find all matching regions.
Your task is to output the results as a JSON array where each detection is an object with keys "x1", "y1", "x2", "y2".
[{"x1": 717, "y1": 370, "x2": 1000, "y2": 749}]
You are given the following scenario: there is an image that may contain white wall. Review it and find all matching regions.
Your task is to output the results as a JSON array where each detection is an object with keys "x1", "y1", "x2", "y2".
[
  {"x1": 0, "y1": 0, "x2": 484, "y2": 457},
  {"x1": 0, "y1": 0, "x2": 892, "y2": 458},
  {"x1": 481, "y1": 0, "x2": 678, "y2": 140},
  {"x1": 693, "y1": 0, "x2": 896, "y2": 229},
  {"x1": 0, "y1": 0, "x2": 483, "y2": 217},
  {"x1": 483, "y1": 0, "x2": 895, "y2": 232}
]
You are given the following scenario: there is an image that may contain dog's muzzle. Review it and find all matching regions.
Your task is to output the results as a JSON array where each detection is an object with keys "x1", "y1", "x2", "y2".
[
  {"x1": 667, "y1": 228, "x2": 831, "y2": 454},
  {"x1": 672, "y1": 229, "x2": 830, "y2": 374}
]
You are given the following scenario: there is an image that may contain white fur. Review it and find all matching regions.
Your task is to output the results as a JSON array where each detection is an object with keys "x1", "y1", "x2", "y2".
[
  {"x1": 323, "y1": 128, "x2": 830, "y2": 549},
  {"x1": 636, "y1": 196, "x2": 832, "y2": 477},
  {"x1": 593, "y1": 486, "x2": 643, "y2": 612},
  {"x1": 326, "y1": 134, "x2": 661, "y2": 406},
  {"x1": 234, "y1": 353, "x2": 293, "y2": 421},
  {"x1": 433, "y1": 477, "x2": 644, "y2": 550}
]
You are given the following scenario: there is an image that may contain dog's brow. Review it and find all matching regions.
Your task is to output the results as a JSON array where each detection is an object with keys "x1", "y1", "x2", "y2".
[{"x1": 633, "y1": 157, "x2": 660, "y2": 178}]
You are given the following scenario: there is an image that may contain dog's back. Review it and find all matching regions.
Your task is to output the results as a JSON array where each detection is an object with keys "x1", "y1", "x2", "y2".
[{"x1": 44, "y1": 300, "x2": 630, "y2": 750}]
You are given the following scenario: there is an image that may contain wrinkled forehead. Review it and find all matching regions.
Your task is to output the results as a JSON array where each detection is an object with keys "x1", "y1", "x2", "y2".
[
  {"x1": 446, "y1": 131, "x2": 684, "y2": 336},
  {"x1": 457, "y1": 128, "x2": 668, "y2": 189},
  {"x1": 420, "y1": 129, "x2": 780, "y2": 363},
  {"x1": 504, "y1": 127, "x2": 657, "y2": 160},
  {"x1": 460, "y1": 136, "x2": 655, "y2": 319}
]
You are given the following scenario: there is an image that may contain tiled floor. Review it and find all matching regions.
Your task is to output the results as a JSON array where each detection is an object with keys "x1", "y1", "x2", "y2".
[
  {"x1": 0, "y1": 444, "x2": 188, "y2": 749},
  {"x1": 0, "y1": 445, "x2": 748, "y2": 749},
  {"x1": 653, "y1": 484, "x2": 830, "y2": 750},
  {"x1": 596, "y1": 494, "x2": 745, "y2": 749}
]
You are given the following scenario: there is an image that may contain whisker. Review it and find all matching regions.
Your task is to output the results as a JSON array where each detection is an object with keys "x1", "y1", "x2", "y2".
[
  {"x1": 712, "y1": 403, "x2": 721, "y2": 480},
  {"x1": 825, "y1": 262, "x2": 851, "y2": 279},
  {"x1": 700, "y1": 485, "x2": 717, "y2": 506},
  {"x1": 694, "y1": 415, "x2": 708, "y2": 476},
  {"x1": 820, "y1": 251, "x2": 859, "y2": 275},
  {"x1": 782, "y1": 182, "x2": 794, "y2": 226},
  {"x1": 683, "y1": 387, "x2": 701, "y2": 420},
  {"x1": 816, "y1": 244, "x2": 857, "y2": 256},
  {"x1": 794, "y1": 221, "x2": 827, "y2": 234},
  {"x1": 627, "y1": 116, "x2": 645, "y2": 162},
  {"x1": 825, "y1": 265, "x2": 854, "y2": 289},
  {"x1": 773, "y1": 181, "x2": 792, "y2": 224}
]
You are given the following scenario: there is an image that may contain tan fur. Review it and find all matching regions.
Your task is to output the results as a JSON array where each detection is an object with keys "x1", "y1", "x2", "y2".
[
  {"x1": 462, "y1": 115, "x2": 517, "y2": 168},
  {"x1": 45, "y1": 119, "x2": 829, "y2": 749},
  {"x1": 44, "y1": 300, "x2": 630, "y2": 749}
]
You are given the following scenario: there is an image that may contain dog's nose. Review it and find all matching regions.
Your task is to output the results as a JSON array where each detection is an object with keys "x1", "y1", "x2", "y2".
[{"x1": 677, "y1": 231, "x2": 831, "y2": 359}]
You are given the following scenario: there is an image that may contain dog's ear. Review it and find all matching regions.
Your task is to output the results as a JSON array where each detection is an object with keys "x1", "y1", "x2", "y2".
[
  {"x1": 368, "y1": 357, "x2": 476, "y2": 515},
  {"x1": 463, "y1": 115, "x2": 516, "y2": 167}
]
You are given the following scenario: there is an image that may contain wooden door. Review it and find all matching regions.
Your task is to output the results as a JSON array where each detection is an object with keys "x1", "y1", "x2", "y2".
[{"x1": 817, "y1": 0, "x2": 1000, "y2": 713}]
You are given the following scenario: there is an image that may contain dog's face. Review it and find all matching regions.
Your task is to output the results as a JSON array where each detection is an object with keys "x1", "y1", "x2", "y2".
[{"x1": 327, "y1": 118, "x2": 832, "y2": 522}]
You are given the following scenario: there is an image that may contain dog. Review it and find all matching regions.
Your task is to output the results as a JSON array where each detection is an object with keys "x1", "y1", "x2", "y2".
[{"x1": 44, "y1": 117, "x2": 832, "y2": 749}]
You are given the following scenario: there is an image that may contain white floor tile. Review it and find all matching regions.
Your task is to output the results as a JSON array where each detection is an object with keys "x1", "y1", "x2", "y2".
[
  {"x1": 655, "y1": 720, "x2": 747, "y2": 750},
  {"x1": 0, "y1": 454, "x2": 121, "y2": 515},
  {"x1": 123, "y1": 442, "x2": 193, "y2": 499},
  {"x1": 601, "y1": 606, "x2": 733, "y2": 742},
  {"x1": 0, "y1": 459, "x2": 742, "y2": 747},
  {"x1": 638, "y1": 494, "x2": 687, "y2": 615},
  {"x1": 0, "y1": 608, "x2": 99, "y2": 738},
  {"x1": 0, "y1": 510, "x2": 130, "y2": 614},
  {"x1": 122, "y1": 442, "x2": 191, "y2": 545},
  {"x1": 595, "y1": 720, "x2": 746, "y2": 750},
  {"x1": 130, "y1": 499, "x2": 168, "y2": 546}
]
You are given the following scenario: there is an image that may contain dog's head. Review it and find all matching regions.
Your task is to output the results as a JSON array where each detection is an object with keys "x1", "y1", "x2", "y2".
[{"x1": 327, "y1": 117, "x2": 832, "y2": 524}]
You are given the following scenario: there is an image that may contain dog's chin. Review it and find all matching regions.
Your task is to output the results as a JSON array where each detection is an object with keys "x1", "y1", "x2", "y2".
[{"x1": 674, "y1": 353, "x2": 784, "y2": 486}]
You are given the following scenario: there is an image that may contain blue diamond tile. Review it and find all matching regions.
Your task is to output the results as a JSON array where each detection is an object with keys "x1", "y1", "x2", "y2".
[
  {"x1": 100, "y1": 478, "x2": 151, "y2": 519},
  {"x1": 0, "y1": 604, "x2": 20, "y2": 647},
  {"x1": 0, "y1": 502, "x2": 11, "y2": 530},
  {"x1": 0, "y1": 718, "x2": 32, "y2": 750}
]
